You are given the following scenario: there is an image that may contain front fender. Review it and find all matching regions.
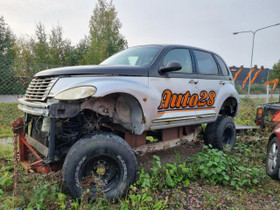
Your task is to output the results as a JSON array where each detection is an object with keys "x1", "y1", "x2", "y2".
[
  {"x1": 49, "y1": 76, "x2": 148, "y2": 99},
  {"x1": 272, "y1": 124, "x2": 280, "y2": 144},
  {"x1": 49, "y1": 76, "x2": 156, "y2": 128}
]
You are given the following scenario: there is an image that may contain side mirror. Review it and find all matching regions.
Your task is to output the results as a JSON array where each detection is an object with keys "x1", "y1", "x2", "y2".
[{"x1": 159, "y1": 61, "x2": 182, "y2": 73}]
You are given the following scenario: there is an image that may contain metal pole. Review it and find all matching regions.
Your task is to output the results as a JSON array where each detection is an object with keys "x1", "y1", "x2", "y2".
[
  {"x1": 233, "y1": 23, "x2": 280, "y2": 97},
  {"x1": 248, "y1": 32, "x2": 255, "y2": 97},
  {"x1": 267, "y1": 84, "x2": 269, "y2": 103}
]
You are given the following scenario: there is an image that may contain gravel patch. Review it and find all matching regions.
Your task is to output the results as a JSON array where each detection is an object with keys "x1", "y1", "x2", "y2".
[{"x1": 0, "y1": 137, "x2": 13, "y2": 145}]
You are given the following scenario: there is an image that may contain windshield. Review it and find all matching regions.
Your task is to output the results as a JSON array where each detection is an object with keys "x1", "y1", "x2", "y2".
[{"x1": 100, "y1": 46, "x2": 162, "y2": 67}]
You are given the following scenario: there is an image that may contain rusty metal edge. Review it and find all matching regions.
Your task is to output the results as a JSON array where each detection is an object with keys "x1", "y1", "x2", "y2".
[{"x1": 134, "y1": 126, "x2": 201, "y2": 156}]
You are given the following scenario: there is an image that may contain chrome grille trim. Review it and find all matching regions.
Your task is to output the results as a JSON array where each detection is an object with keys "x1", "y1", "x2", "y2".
[{"x1": 24, "y1": 77, "x2": 58, "y2": 101}]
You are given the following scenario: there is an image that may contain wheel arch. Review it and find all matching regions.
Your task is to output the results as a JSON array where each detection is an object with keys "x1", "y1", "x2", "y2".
[
  {"x1": 218, "y1": 96, "x2": 239, "y2": 117},
  {"x1": 269, "y1": 133, "x2": 280, "y2": 146},
  {"x1": 81, "y1": 92, "x2": 145, "y2": 135},
  {"x1": 269, "y1": 134, "x2": 277, "y2": 141}
]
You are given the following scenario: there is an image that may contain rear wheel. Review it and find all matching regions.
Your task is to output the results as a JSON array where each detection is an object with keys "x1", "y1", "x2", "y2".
[
  {"x1": 266, "y1": 137, "x2": 280, "y2": 179},
  {"x1": 62, "y1": 132, "x2": 138, "y2": 199},
  {"x1": 204, "y1": 116, "x2": 236, "y2": 150}
]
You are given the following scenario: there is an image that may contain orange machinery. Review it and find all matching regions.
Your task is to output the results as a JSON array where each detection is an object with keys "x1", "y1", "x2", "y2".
[
  {"x1": 242, "y1": 65, "x2": 258, "y2": 89},
  {"x1": 233, "y1": 66, "x2": 244, "y2": 82},
  {"x1": 265, "y1": 78, "x2": 279, "y2": 91},
  {"x1": 250, "y1": 66, "x2": 264, "y2": 85}
]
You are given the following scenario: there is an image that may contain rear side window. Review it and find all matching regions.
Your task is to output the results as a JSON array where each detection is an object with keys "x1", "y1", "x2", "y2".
[
  {"x1": 215, "y1": 55, "x2": 229, "y2": 75},
  {"x1": 194, "y1": 50, "x2": 218, "y2": 75}
]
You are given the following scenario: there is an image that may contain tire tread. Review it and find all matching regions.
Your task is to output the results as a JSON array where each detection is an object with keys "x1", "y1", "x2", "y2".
[{"x1": 62, "y1": 132, "x2": 137, "y2": 199}]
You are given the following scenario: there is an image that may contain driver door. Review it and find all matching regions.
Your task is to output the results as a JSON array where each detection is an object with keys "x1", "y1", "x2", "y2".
[{"x1": 150, "y1": 48, "x2": 199, "y2": 130}]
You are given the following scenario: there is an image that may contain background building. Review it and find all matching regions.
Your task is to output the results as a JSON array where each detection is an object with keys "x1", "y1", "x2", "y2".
[{"x1": 230, "y1": 66, "x2": 272, "y2": 85}]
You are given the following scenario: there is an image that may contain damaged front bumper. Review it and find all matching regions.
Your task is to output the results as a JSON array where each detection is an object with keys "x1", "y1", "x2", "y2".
[
  {"x1": 18, "y1": 97, "x2": 81, "y2": 119},
  {"x1": 18, "y1": 97, "x2": 53, "y2": 116},
  {"x1": 17, "y1": 97, "x2": 85, "y2": 168}
]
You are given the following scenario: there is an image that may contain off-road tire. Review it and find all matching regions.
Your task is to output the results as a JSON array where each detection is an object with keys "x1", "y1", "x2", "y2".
[
  {"x1": 266, "y1": 137, "x2": 280, "y2": 180},
  {"x1": 204, "y1": 116, "x2": 236, "y2": 150},
  {"x1": 62, "y1": 132, "x2": 138, "y2": 199}
]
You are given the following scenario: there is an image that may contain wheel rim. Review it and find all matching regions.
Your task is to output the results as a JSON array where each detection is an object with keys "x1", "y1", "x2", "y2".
[
  {"x1": 80, "y1": 154, "x2": 123, "y2": 193},
  {"x1": 222, "y1": 125, "x2": 234, "y2": 147},
  {"x1": 267, "y1": 142, "x2": 279, "y2": 173}
]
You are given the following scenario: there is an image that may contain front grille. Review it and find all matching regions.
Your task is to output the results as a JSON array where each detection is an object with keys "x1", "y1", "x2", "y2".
[{"x1": 25, "y1": 77, "x2": 58, "y2": 101}]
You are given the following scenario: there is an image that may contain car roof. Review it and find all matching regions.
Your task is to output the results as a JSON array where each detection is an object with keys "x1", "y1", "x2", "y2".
[{"x1": 129, "y1": 44, "x2": 216, "y2": 55}]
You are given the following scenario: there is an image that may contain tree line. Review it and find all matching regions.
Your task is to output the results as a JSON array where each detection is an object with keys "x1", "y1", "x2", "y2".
[
  {"x1": 1, "y1": 0, "x2": 280, "y2": 94},
  {"x1": 0, "y1": 0, "x2": 127, "y2": 94}
]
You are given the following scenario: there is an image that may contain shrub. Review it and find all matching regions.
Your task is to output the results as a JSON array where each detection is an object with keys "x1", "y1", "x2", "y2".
[{"x1": 188, "y1": 145, "x2": 266, "y2": 190}]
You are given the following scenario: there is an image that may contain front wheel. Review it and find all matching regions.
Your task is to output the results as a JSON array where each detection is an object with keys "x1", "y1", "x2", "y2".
[
  {"x1": 266, "y1": 137, "x2": 280, "y2": 180},
  {"x1": 204, "y1": 116, "x2": 236, "y2": 150},
  {"x1": 62, "y1": 133, "x2": 138, "y2": 199}
]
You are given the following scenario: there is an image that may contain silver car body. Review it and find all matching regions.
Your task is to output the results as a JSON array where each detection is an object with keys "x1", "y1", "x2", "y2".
[{"x1": 18, "y1": 45, "x2": 240, "y2": 135}]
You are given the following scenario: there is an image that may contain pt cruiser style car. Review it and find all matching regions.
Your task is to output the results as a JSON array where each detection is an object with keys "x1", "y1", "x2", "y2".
[{"x1": 16, "y1": 45, "x2": 240, "y2": 198}]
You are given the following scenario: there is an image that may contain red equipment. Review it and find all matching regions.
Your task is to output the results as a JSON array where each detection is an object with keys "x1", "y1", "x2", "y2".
[{"x1": 12, "y1": 118, "x2": 62, "y2": 173}]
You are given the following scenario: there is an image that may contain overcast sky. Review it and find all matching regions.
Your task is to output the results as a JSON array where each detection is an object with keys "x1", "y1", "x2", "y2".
[{"x1": 1, "y1": 0, "x2": 280, "y2": 68}]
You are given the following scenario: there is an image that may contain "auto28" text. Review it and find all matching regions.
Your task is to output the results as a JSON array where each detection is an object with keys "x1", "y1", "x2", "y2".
[{"x1": 158, "y1": 89, "x2": 216, "y2": 110}]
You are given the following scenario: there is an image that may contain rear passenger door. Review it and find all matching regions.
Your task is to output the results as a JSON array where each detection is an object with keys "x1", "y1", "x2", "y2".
[{"x1": 193, "y1": 50, "x2": 223, "y2": 123}]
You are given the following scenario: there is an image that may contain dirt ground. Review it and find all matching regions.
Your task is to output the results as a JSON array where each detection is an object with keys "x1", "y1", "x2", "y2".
[
  {"x1": 3, "y1": 136, "x2": 280, "y2": 209},
  {"x1": 137, "y1": 140, "x2": 203, "y2": 170},
  {"x1": 135, "y1": 137, "x2": 280, "y2": 209}
]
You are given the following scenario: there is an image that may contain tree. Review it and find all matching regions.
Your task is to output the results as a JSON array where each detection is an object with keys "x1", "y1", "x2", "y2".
[
  {"x1": 75, "y1": 36, "x2": 90, "y2": 65},
  {"x1": 268, "y1": 60, "x2": 280, "y2": 86},
  {"x1": 0, "y1": 16, "x2": 18, "y2": 94},
  {"x1": 0, "y1": 16, "x2": 16, "y2": 61},
  {"x1": 30, "y1": 23, "x2": 52, "y2": 67},
  {"x1": 14, "y1": 23, "x2": 80, "y2": 79},
  {"x1": 0, "y1": 19, "x2": 15, "y2": 60},
  {"x1": 49, "y1": 24, "x2": 75, "y2": 66},
  {"x1": 84, "y1": 0, "x2": 127, "y2": 64},
  {"x1": 13, "y1": 37, "x2": 36, "y2": 83}
]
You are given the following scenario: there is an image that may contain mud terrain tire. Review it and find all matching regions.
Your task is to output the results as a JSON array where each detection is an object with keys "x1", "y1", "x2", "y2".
[
  {"x1": 62, "y1": 132, "x2": 137, "y2": 199},
  {"x1": 204, "y1": 116, "x2": 236, "y2": 150}
]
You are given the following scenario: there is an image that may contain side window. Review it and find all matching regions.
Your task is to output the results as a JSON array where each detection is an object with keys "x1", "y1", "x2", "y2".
[
  {"x1": 215, "y1": 55, "x2": 229, "y2": 76},
  {"x1": 162, "y1": 49, "x2": 193, "y2": 73},
  {"x1": 194, "y1": 50, "x2": 218, "y2": 75}
]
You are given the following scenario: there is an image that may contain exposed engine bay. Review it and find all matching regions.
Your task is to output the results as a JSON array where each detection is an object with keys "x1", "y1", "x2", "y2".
[
  {"x1": 24, "y1": 93, "x2": 145, "y2": 161},
  {"x1": 25, "y1": 109, "x2": 109, "y2": 158}
]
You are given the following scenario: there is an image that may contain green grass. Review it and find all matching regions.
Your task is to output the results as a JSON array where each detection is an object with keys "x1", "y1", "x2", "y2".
[
  {"x1": 1, "y1": 137, "x2": 280, "y2": 209},
  {"x1": 0, "y1": 103, "x2": 23, "y2": 138},
  {"x1": 236, "y1": 83, "x2": 280, "y2": 95},
  {"x1": 234, "y1": 97, "x2": 279, "y2": 126},
  {"x1": 0, "y1": 143, "x2": 13, "y2": 159},
  {"x1": 1, "y1": 99, "x2": 280, "y2": 208}
]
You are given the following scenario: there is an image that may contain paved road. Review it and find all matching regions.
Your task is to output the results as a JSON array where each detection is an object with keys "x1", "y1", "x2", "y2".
[
  {"x1": 239, "y1": 94, "x2": 279, "y2": 98},
  {"x1": 0, "y1": 95, "x2": 21, "y2": 103}
]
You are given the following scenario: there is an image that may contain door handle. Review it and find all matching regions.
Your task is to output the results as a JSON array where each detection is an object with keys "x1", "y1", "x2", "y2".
[
  {"x1": 219, "y1": 81, "x2": 225, "y2": 85},
  {"x1": 189, "y1": 80, "x2": 198, "y2": 84}
]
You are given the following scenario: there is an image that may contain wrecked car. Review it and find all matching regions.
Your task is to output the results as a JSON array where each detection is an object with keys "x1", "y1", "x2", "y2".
[{"x1": 15, "y1": 44, "x2": 240, "y2": 198}]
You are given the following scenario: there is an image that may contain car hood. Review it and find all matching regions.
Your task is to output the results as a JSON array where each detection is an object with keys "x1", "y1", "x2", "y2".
[{"x1": 35, "y1": 65, "x2": 149, "y2": 77}]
